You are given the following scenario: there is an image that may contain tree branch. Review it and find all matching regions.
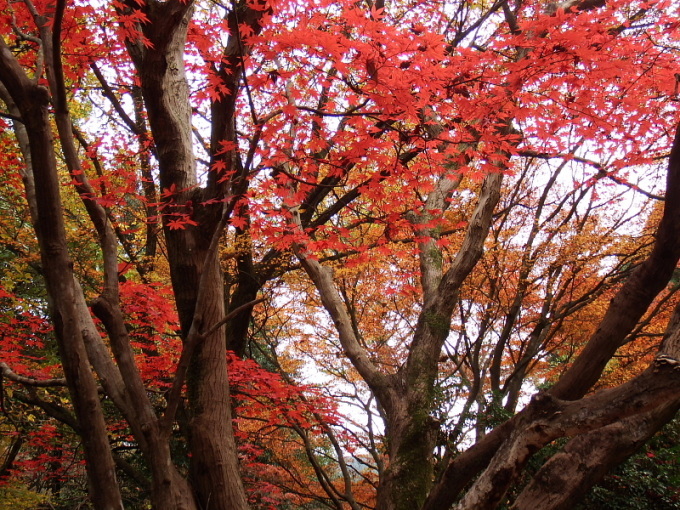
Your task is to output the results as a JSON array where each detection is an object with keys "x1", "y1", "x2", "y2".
[{"x1": 0, "y1": 363, "x2": 67, "y2": 387}]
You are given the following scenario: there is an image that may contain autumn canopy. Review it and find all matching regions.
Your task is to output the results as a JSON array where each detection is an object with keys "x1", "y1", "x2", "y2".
[{"x1": 0, "y1": 0, "x2": 679, "y2": 508}]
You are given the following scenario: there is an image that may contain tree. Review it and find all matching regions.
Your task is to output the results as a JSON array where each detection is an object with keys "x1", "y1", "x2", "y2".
[{"x1": 0, "y1": 0, "x2": 679, "y2": 509}]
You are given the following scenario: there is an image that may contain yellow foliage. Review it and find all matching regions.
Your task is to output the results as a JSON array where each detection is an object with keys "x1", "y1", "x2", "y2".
[{"x1": 0, "y1": 484, "x2": 49, "y2": 510}]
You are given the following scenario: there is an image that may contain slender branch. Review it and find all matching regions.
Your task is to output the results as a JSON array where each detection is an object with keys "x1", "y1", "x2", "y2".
[
  {"x1": 202, "y1": 297, "x2": 266, "y2": 340},
  {"x1": 90, "y1": 62, "x2": 141, "y2": 136},
  {"x1": 0, "y1": 363, "x2": 67, "y2": 387},
  {"x1": 0, "y1": 110, "x2": 23, "y2": 123},
  {"x1": 231, "y1": 0, "x2": 259, "y2": 126}
]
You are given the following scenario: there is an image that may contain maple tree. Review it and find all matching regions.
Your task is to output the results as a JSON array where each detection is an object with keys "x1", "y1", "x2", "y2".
[{"x1": 1, "y1": 0, "x2": 680, "y2": 509}]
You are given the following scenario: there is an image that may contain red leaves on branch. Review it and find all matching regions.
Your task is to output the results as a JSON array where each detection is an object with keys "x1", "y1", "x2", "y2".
[
  {"x1": 0, "y1": 288, "x2": 56, "y2": 380},
  {"x1": 1, "y1": 0, "x2": 680, "y2": 506}
]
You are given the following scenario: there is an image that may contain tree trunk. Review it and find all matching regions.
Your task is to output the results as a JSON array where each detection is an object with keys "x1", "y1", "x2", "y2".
[
  {"x1": 0, "y1": 46, "x2": 124, "y2": 509},
  {"x1": 124, "y1": 2, "x2": 250, "y2": 507},
  {"x1": 376, "y1": 393, "x2": 439, "y2": 510},
  {"x1": 186, "y1": 254, "x2": 250, "y2": 510},
  {"x1": 511, "y1": 401, "x2": 680, "y2": 510}
]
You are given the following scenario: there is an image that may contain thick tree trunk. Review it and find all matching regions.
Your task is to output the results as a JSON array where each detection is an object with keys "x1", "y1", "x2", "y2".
[
  {"x1": 124, "y1": 2, "x2": 249, "y2": 508},
  {"x1": 377, "y1": 172, "x2": 503, "y2": 510},
  {"x1": 376, "y1": 396, "x2": 439, "y2": 510},
  {"x1": 507, "y1": 306, "x2": 680, "y2": 510},
  {"x1": 186, "y1": 254, "x2": 250, "y2": 510},
  {"x1": 293, "y1": 169, "x2": 502, "y2": 510},
  {"x1": 145, "y1": 430, "x2": 198, "y2": 509},
  {"x1": 511, "y1": 401, "x2": 680, "y2": 510},
  {"x1": 451, "y1": 358, "x2": 680, "y2": 510}
]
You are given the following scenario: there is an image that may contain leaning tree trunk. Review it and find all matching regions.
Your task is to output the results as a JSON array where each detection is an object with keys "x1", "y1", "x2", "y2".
[{"x1": 0, "y1": 42, "x2": 124, "y2": 509}]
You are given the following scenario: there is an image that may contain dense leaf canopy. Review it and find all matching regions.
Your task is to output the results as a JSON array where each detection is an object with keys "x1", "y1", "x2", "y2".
[{"x1": 0, "y1": 0, "x2": 679, "y2": 509}]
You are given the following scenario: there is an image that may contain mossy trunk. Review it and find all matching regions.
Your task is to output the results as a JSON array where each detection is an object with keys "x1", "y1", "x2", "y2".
[{"x1": 377, "y1": 411, "x2": 439, "y2": 510}]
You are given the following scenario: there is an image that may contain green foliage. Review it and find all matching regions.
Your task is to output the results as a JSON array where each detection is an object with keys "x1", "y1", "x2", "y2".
[
  {"x1": 480, "y1": 394, "x2": 514, "y2": 430},
  {"x1": 577, "y1": 417, "x2": 680, "y2": 510}
]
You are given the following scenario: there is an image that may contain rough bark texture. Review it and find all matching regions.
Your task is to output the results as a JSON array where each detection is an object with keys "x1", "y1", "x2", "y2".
[
  {"x1": 511, "y1": 401, "x2": 680, "y2": 510},
  {"x1": 124, "y1": 1, "x2": 250, "y2": 508},
  {"x1": 453, "y1": 358, "x2": 680, "y2": 510},
  {"x1": 512, "y1": 302, "x2": 680, "y2": 510},
  {"x1": 0, "y1": 40, "x2": 124, "y2": 510},
  {"x1": 185, "y1": 256, "x2": 248, "y2": 510}
]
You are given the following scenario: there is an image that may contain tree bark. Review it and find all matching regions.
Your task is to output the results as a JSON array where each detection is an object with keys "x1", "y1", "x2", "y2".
[
  {"x1": 424, "y1": 123, "x2": 680, "y2": 510},
  {"x1": 0, "y1": 40, "x2": 124, "y2": 510},
  {"x1": 511, "y1": 401, "x2": 680, "y2": 510},
  {"x1": 124, "y1": 1, "x2": 250, "y2": 508},
  {"x1": 452, "y1": 356, "x2": 680, "y2": 510},
  {"x1": 512, "y1": 298, "x2": 680, "y2": 510}
]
